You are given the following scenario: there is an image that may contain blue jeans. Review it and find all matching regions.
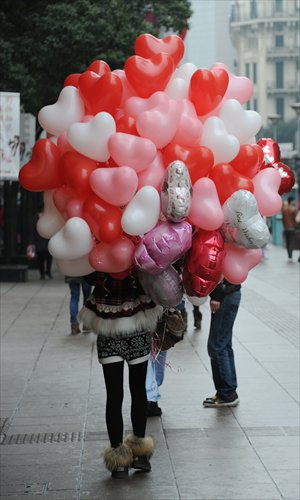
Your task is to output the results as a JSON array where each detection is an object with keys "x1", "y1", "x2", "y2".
[
  {"x1": 207, "y1": 290, "x2": 241, "y2": 399},
  {"x1": 146, "y1": 351, "x2": 167, "y2": 402},
  {"x1": 69, "y1": 282, "x2": 92, "y2": 324}
]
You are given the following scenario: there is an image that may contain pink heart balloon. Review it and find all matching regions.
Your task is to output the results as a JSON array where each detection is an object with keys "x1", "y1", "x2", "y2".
[
  {"x1": 212, "y1": 63, "x2": 253, "y2": 105},
  {"x1": 124, "y1": 91, "x2": 169, "y2": 119},
  {"x1": 108, "y1": 133, "x2": 157, "y2": 172},
  {"x1": 172, "y1": 99, "x2": 203, "y2": 146},
  {"x1": 253, "y1": 168, "x2": 282, "y2": 216},
  {"x1": 90, "y1": 166, "x2": 138, "y2": 206},
  {"x1": 222, "y1": 243, "x2": 262, "y2": 284},
  {"x1": 137, "y1": 152, "x2": 165, "y2": 190},
  {"x1": 136, "y1": 100, "x2": 181, "y2": 149},
  {"x1": 66, "y1": 196, "x2": 85, "y2": 218},
  {"x1": 88, "y1": 236, "x2": 135, "y2": 273},
  {"x1": 188, "y1": 178, "x2": 224, "y2": 230}
]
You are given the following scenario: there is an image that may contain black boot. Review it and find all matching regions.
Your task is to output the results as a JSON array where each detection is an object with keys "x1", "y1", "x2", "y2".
[
  {"x1": 193, "y1": 307, "x2": 202, "y2": 330},
  {"x1": 181, "y1": 308, "x2": 188, "y2": 332}
]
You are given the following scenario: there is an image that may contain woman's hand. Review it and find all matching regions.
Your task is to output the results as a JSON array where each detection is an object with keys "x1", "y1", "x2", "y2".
[{"x1": 210, "y1": 300, "x2": 220, "y2": 314}]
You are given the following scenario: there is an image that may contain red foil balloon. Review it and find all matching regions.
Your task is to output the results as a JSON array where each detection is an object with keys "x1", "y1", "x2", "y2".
[
  {"x1": 275, "y1": 162, "x2": 295, "y2": 195},
  {"x1": 257, "y1": 138, "x2": 281, "y2": 168},
  {"x1": 182, "y1": 229, "x2": 225, "y2": 298}
]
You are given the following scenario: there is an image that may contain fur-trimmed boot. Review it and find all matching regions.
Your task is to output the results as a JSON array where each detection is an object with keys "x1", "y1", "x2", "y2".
[
  {"x1": 124, "y1": 434, "x2": 154, "y2": 472},
  {"x1": 103, "y1": 444, "x2": 133, "y2": 478}
]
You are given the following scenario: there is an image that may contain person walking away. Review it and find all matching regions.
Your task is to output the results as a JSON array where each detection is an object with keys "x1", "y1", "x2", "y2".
[
  {"x1": 203, "y1": 278, "x2": 241, "y2": 408},
  {"x1": 79, "y1": 271, "x2": 162, "y2": 478},
  {"x1": 33, "y1": 206, "x2": 53, "y2": 280},
  {"x1": 65, "y1": 276, "x2": 92, "y2": 335},
  {"x1": 282, "y1": 196, "x2": 297, "y2": 261}
]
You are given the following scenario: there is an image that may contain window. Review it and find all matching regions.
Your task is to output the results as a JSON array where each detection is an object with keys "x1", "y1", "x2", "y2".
[
  {"x1": 253, "y1": 63, "x2": 257, "y2": 84},
  {"x1": 276, "y1": 97, "x2": 284, "y2": 120},
  {"x1": 275, "y1": 0, "x2": 283, "y2": 11},
  {"x1": 245, "y1": 63, "x2": 250, "y2": 78},
  {"x1": 275, "y1": 61, "x2": 284, "y2": 88},
  {"x1": 274, "y1": 22, "x2": 283, "y2": 31},
  {"x1": 250, "y1": 0, "x2": 257, "y2": 18},
  {"x1": 275, "y1": 35, "x2": 284, "y2": 47},
  {"x1": 253, "y1": 99, "x2": 258, "y2": 111}
]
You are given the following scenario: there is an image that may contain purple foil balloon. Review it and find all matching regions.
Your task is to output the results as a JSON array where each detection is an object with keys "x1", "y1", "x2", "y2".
[
  {"x1": 138, "y1": 266, "x2": 183, "y2": 307},
  {"x1": 134, "y1": 220, "x2": 192, "y2": 275}
]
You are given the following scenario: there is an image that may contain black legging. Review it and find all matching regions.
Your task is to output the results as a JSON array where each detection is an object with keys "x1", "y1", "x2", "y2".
[{"x1": 102, "y1": 360, "x2": 148, "y2": 448}]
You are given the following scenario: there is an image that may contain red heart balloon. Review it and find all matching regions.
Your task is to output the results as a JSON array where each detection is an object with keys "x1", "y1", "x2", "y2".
[
  {"x1": 134, "y1": 34, "x2": 185, "y2": 67},
  {"x1": 78, "y1": 71, "x2": 123, "y2": 115},
  {"x1": 53, "y1": 185, "x2": 75, "y2": 216},
  {"x1": 87, "y1": 59, "x2": 110, "y2": 76},
  {"x1": 82, "y1": 194, "x2": 122, "y2": 243},
  {"x1": 183, "y1": 229, "x2": 225, "y2": 297},
  {"x1": 230, "y1": 144, "x2": 262, "y2": 179},
  {"x1": 209, "y1": 163, "x2": 254, "y2": 205},
  {"x1": 257, "y1": 138, "x2": 281, "y2": 167},
  {"x1": 162, "y1": 143, "x2": 214, "y2": 183},
  {"x1": 275, "y1": 162, "x2": 295, "y2": 195},
  {"x1": 64, "y1": 73, "x2": 81, "y2": 88},
  {"x1": 60, "y1": 151, "x2": 98, "y2": 195},
  {"x1": 124, "y1": 53, "x2": 174, "y2": 98},
  {"x1": 189, "y1": 68, "x2": 229, "y2": 116},
  {"x1": 19, "y1": 139, "x2": 63, "y2": 192},
  {"x1": 116, "y1": 115, "x2": 138, "y2": 136}
]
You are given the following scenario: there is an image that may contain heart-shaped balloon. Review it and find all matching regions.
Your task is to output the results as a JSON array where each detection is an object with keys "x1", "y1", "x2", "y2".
[
  {"x1": 219, "y1": 99, "x2": 262, "y2": 144},
  {"x1": 53, "y1": 185, "x2": 76, "y2": 218},
  {"x1": 112, "y1": 69, "x2": 136, "y2": 107},
  {"x1": 230, "y1": 144, "x2": 262, "y2": 179},
  {"x1": 64, "y1": 73, "x2": 81, "y2": 87},
  {"x1": 189, "y1": 68, "x2": 229, "y2": 116},
  {"x1": 160, "y1": 160, "x2": 192, "y2": 223},
  {"x1": 78, "y1": 71, "x2": 122, "y2": 115},
  {"x1": 137, "y1": 152, "x2": 166, "y2": 190},
  {"x1": 82, "y1": 194, "x2": 123, "y2": 242},
  {"x1": 87, "y1": 59, "x2": 111, "y2": 75},
  {"x1": 134, "y1": 33, "x2": 185, "y2": 67},
  {"x1": 162, "y1": 143, "x2": 214, "y2": 184},
  {"x1": 136, "y1": 100, "x2": 181, "y2": 149},
  {"x1": 48, "y1": 217, "x2": 94, "y2": 260},
  {"x1": 89, "y1": 166, "x2": 138, "y2": 206},
  {"x1": 121, "y1": 186, "x2": 160, "y2": 236},
  {"x1": 257, "y1": 138, "x2": 281, "y2": 167},
  {"x1": 172, "y1": 99, "x2": 203, "y2": 146},
  {"x1": 222, "y1": 243, "x2": 262, "y2": 284},
  {"x1": 108, "y1": 133, "x2": 156, "y2": 172},
  {"x1": 211, "y1": 63, "x2": 253, "y2": 105},
  {"x1": 252, "y1": 168, "x2": 282, "y2": 216},
  {"x1": 275, "y1": 162, "x2": 295, "y2": 195},
  {"x1": 182, "y1": 229, "x2": 225, "y2": 297},
  {"x1": 38, "y1": 86, "x2": 85, "y2": 136},
  {"x1": 65, "y1": 195, "x2": 86, "y2": 219},
  {"x1": 134, "y1": 221, "x2": 192, "y2": 274},
  {"x1": 57, "y1": 255, "x2": 95, "y2": 277},
  {"x1": 68, "y1": 112, "x2": 116, "y2": 162},
  {"x1": 209, "y1": 163, "x2": 254, "y2": 205},
  {"x1": 188, "y1": 178, "x2": 224, "y2": 230},
  {"x1": 124, "y1": 91, "x2": 169, "y2": 119},
  {"x1": 125, "y1": 53, "x2": 174, "y2": 98},
  {"x1": 19, "y1": 139, "x2": 63, "y2": 192},
  {"x1": 89, "y1": 236, "x2": 135, "y2": 273},
  {"x1": 36, "y1": 190, "x2": 65, "y2": 239},
  {"x1": 61, "y1": 151, "x2": 98, "y2": 195},
  {"x1": 137, "y1": 266, "x2": 183, "y2": 308},
  {"x1": 116, "y1": 115, "x2": 138, "y2": 136},
  {"x1": 200, "y1": 117, "x2": 240, "y2": 165},
  {"x1": 57, "y1": 131, "x2": 76, "y2": 155},
  {"x1": 165, "y1": 77, "x2": 189, "y2": 100},
  {"x1": 221, "y1": 190, "x2": 270, "y2": 248}
]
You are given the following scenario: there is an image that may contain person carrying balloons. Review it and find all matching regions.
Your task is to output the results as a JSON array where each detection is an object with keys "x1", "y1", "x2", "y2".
[
  {"x1": 79, "y1": 271, "x2": 162, "y2": 478},
  {"x1": 203, "y1": 278, "x2": 241, "y2": 408}
]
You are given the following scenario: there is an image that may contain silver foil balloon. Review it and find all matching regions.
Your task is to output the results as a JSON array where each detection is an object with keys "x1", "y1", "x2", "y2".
[
  {"x1": 221, "y1": 190, "x2": 270, "y2": 249},
  {"x1": 160, "y1": 160, "x2": 192, "y2": 223},
  {"x1": 138, "y1": 266, "x2": 183, "y2": 308}
]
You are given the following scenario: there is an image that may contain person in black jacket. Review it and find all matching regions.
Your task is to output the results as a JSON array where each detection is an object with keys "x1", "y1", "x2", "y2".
[{"x1": 203, "y1": 279, "x2": 241, "y2": 408}]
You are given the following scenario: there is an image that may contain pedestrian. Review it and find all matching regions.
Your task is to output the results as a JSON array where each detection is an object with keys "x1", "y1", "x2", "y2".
[
  {"x1": 282, "y1": 196, "x2": 297, "y2": 261},
  {"x1": 33, "y1": 206, "x2": 53, "y2": 280},
  {"x1": 65, "y1": 276, "x2": 92, "y2": 335},
  {"x1": 203, "y1": 278, "x2": 241, "y2": 408},
  {"x1": 146, "y1": 350, "x2": 167, "y2": 417},
  {"x1": 193, "y1": 305, "x2": 202, "y2": 329},
  {"x1": 78, "y1": 271, "x2": 163, "y2": 478}
]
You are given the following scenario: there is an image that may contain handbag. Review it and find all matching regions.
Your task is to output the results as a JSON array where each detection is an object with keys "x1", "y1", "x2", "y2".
[{"x1": 154, "y1": 308, "x2": 185, "y2": 351}]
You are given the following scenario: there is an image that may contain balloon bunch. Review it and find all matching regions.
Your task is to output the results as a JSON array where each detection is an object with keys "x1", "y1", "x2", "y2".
[{"x1": 19, "y1": 33, "x2": 294, "y2": 304}]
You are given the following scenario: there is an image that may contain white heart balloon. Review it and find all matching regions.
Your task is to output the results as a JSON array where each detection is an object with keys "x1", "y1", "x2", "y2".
[
  {"x1": 38, "y1": 86, "x2": 85, "y2": 136},
  {"x1": 56, "y1": 255, "x2": 95, "y2": 277},
  {"x1": 165, "y1": 78, "x2": 189, "y2": 100},
  {"x1": 48, "y1": 217, "x2": 94, "y2": 260},
  {"x1": 186, "y1": 295, "x2": 208, "y2": 306},
  {"x1": 37, "y1": 190, "x2": 65, "y2": 239},
  {"x1": 200, "y1": 117, "x2": 240, "y2": 164},
  {"x1": 174, "y1": 63, "x2": 198, "y2": 83},
  {"x1": 68, "y1": 112, "x2": 116, "y2": 162},
  {"x1": 221, "y1": 190, "x2": 270, "y2": 248},
  {"x1": 121, "y1": 186, "x2": 160, "y2": 236},
  {"x1": 219, "y1": 99, "x2": 262, "y2": 144}
]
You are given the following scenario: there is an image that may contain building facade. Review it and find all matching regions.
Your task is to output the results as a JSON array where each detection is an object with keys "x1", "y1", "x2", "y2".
[{"x1": 229, "y1": 0, "x2": 300, "y2": 127}]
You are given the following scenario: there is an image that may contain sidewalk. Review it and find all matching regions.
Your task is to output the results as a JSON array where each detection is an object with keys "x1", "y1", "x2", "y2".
[{"x1": 0, "y1": 244, "x2": 299, "y2": 500}]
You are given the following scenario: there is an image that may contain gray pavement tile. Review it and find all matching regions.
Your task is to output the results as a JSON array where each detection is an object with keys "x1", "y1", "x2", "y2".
[
  {"x1": 268, "y1": 468, "x2": 300, "y2": 499},
  {"x1": 248, "y1": 436, "x2": 300, "y2": 470}
]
